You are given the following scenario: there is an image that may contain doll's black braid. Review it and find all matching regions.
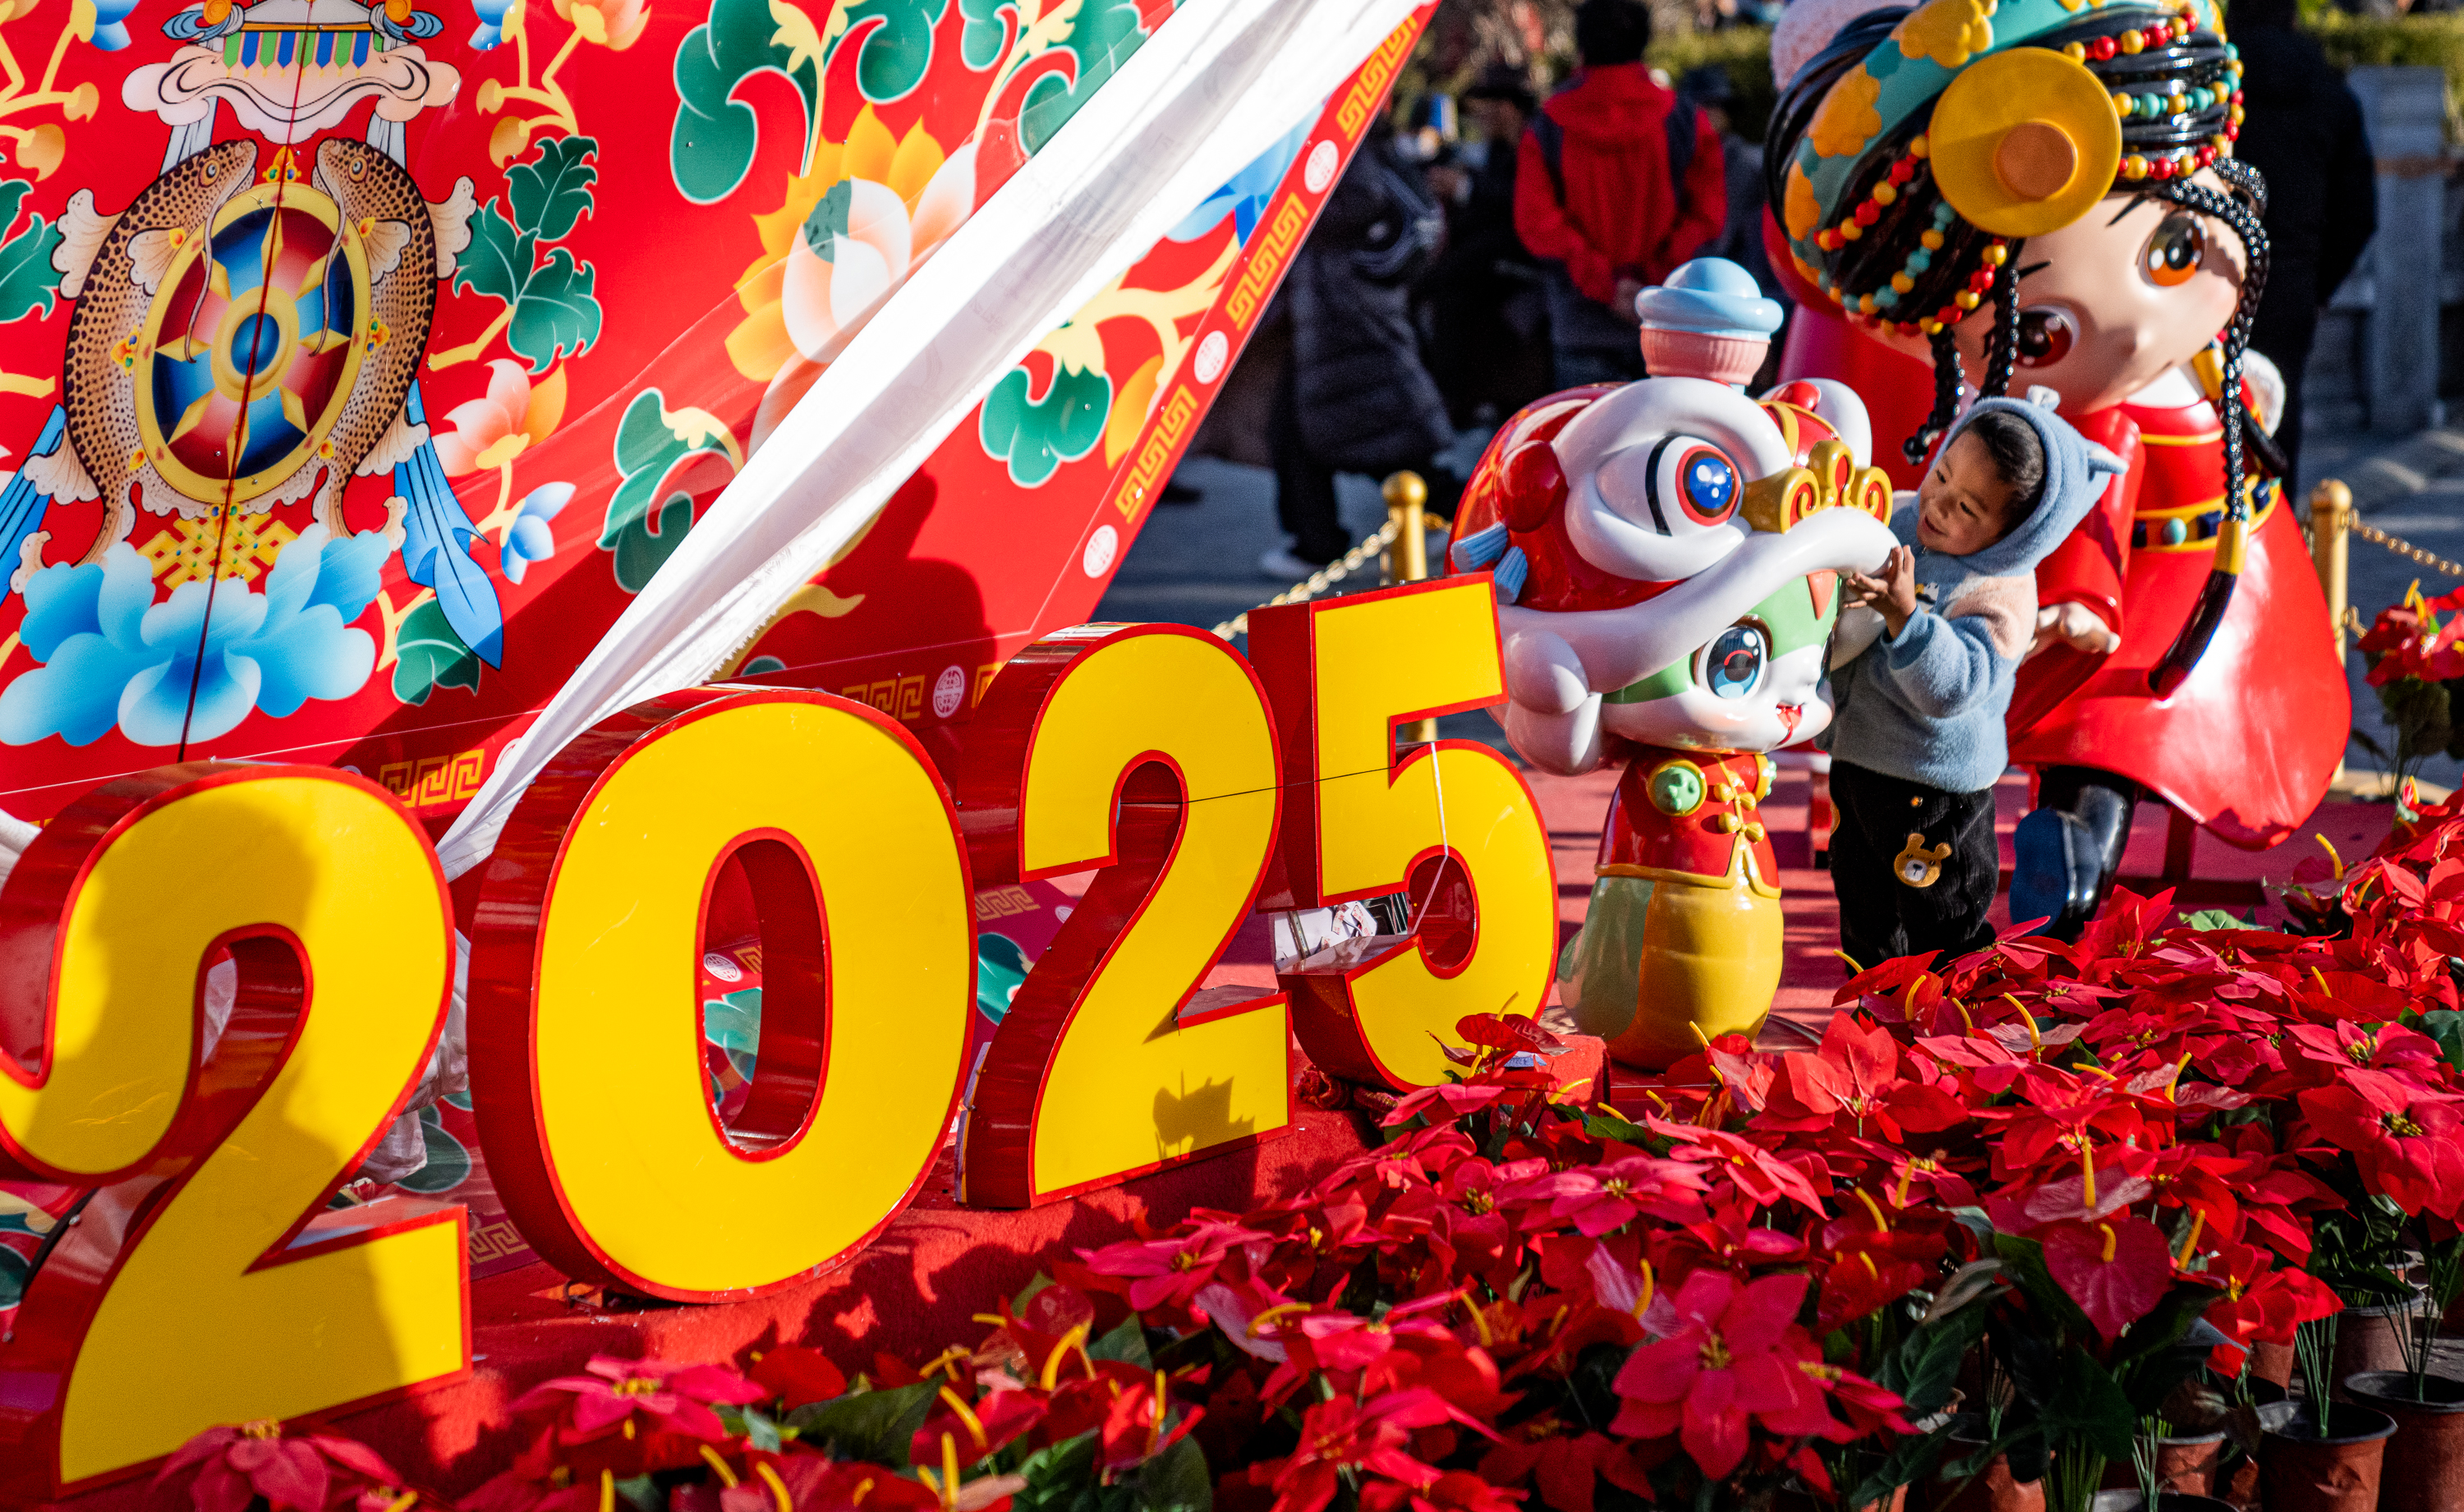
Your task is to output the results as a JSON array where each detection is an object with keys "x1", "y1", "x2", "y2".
[
  {"x1": 1906, "y1": 329, "x2": 1967, "y2": 467},
  {"x1": 2147, "y1": 167, "x2": 2272, "y2": 513},
  {"x1": 1900, "y1": 240, "x2": 2027, "y2": 468}
]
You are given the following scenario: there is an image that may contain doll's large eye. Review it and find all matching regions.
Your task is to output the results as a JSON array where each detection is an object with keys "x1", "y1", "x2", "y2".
[
  {"x1": 1647, "y1": 437, "x2": 1741, "y2": 531},
  {"x1": 2143, "y1": 213, "x2": 2206, "y2": 287},
  {"x1": 2015, "y1": 307, "x2": 2076, "y2": 368},
  {"x1": 1701, "y1": 622, "x2": 1768, "y2": 700}
]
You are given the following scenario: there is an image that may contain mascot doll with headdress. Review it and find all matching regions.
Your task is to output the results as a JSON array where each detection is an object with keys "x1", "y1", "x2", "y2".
[
  {"x1": 1449, "y1": 260, "x2": 1900, "y2": 1067},
  {"x1": 1762, "y1": 0, "x2": 2347, "y2": 935}
]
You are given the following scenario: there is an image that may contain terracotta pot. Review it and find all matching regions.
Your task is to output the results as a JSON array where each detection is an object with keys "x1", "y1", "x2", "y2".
[
  {"x1": 2083, "y1": 1494, "x2": 2234, "y2": 1512},
  {"x1": 2247, "y1": 1340, "x2": 2294, "y2": 1390},
  {"x1": 2442, "y1": 1285, "x2": 2464, "y2": 1338},
  {"x1": 2342, "y1": 1369, "x2": 2464, "y2": 1512},
  {"x1": 2258, "y1": 1401, "x2": 2397, "y2": 1512},
  {"x1": 2095, "y1": 1435, "x2": 2223, "y2": 1496},
  {"x1": 2325, "y1": 1300, "x2": 2417, "y2": 1399},
  {"x1": 1929, "y1": 1442, "x2": 2043, "y2": 1512}
]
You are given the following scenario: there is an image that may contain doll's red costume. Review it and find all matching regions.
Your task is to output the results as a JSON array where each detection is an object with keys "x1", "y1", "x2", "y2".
[{"x1": 2007, "y1": 382, "x2": 2347, "y2": 848}]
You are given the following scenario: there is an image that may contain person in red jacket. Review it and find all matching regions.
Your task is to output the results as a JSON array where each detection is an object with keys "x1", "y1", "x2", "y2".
[{"x1": 1514, "y1": 0, "x2": 1727, "y2": 388}]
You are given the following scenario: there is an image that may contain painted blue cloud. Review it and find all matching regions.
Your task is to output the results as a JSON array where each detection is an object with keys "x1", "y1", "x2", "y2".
[
  {"x1": 1169, "y1": 115, "x2": 1315, "y2": 245},
  {"x1": 0, "y1": 525, "x2": 388, "y2": 748},
  {"x1": 501, "y1": 482, "x2": 573, "y2": 584}
]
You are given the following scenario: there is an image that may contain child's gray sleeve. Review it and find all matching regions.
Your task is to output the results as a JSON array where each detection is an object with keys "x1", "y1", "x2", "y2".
[{"x1": 1871, "y1": 609, "x2": 2003, "y2": 718}]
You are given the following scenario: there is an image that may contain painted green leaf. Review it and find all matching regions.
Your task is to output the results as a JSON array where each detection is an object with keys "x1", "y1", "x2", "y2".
[
  {"x1": 391, "y1": 598, "x2": 482, "y2": 705},
  {"x1": 507, "y1": 134, "x2": 600, "y2": 242},
  {"x1": 978, "y1": 363, "x2": 1109, "y2": 488},
  {"x1": 600, "y1": 388, "x2": 737, "y2": 591},
  {"x1": 1018, "y1": 0, "x2": 1147, "y2": 153},
  {"x1": 613, "y1": 493, "x2": 696, "y2": 591},
  {"x1": 506, "y1": 248, "x2": 601, "y2": 373},
  {"x1": 801, "y1": 178, "x2": 853, "y2": 260},
  {"x1": 954, "y1": 0, "x2": 1009, "y2": 69},
  {"x1": 671, "y1": 0, "x2": 821, "y2": 205},
  {"x1": 0, "y1": 181, "x2": 64, "y2": 325},
  {"x1": 452, "y1": 202, "x2": 531, "y2": 309},
  {"x1": 832, "y1": 0, "x2": 950, "y2": 103}
]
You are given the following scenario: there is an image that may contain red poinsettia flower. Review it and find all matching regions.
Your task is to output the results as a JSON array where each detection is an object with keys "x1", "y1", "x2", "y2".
[
  {"x1": 2036, "y1": 1216, "x2": 2177, "y2": 1341},
  {"x1": 1359, "y1": 1469, "x2": 1529, "y2": 1512},
  {"x1": 1758, "y1": 1013, "x2": 1967, "y2": 1142},
  {"x1": 2301, "y1": 1068, "x2": 2464, "y2": 1217},
  {"x1": 2193, "y1": 1239, "x2": 2343, "y2": 1372},
  {"x1": 716, "y1": 1451, "x2": 944, "y2": 1512},
  {"x1": 1265, "y1": 1388, "x2": 1464, "y2": 1512},
  {"x1": 1505, "y1": 1151, "x2": 1710, "y2": 1236},
  {"x1": 749, "y1": 1345, "x2": 848, "y2": 1411},
  {"x1": 156, "y1": 1422, "x2": 410, "y2": 1512},
  {"x1": 1478, "y1": 1418, "x2": 1657, "y2": 1512},
  {"x1": 1082, "y1": 1221, "x2": 1271, "y2": 1312},
  {"x1": 1608, "y1": 1271, "x2": 1825, "y2": 1480},
  {"x1": 512, "y1": 1354, "x2": 767, "y2": 1445}
]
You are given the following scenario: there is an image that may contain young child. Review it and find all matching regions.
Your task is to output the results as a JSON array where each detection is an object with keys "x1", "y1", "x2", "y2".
[{"x1": 1825, "y1": 398, "x2": 2122, "y2": 970}]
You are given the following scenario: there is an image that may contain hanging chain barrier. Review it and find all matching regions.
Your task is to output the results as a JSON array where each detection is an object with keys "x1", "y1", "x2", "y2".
[{"x1": 1209, "y1": 471, "x2": 1451, "y2": 641}]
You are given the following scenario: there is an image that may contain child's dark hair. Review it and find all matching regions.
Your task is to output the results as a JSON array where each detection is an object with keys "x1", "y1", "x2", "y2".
[
  {"x1": 1574, "y1": 0, "x2": 1650, "y2": 67},
  {"x1": 1957, "y1": 408, "x2": 2045, "y2": 516}
]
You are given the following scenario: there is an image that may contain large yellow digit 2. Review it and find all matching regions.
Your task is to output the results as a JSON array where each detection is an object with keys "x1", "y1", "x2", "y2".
[
  {"x1": 0, "y1": 766, "x2": 464, "y2": 1496},
  {"x1": 954, "y1": 624, "x2": 1291, "y2": 1207},
  {"x1": 1248, "y1": 579, "x2": 1559, "y2": 1088},
  {"x1": 469, "y1": 688, "x2": 975, "y2": 1299}
]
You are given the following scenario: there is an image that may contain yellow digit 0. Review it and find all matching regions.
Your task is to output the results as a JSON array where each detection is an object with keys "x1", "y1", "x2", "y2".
[
  {"x1": 954, "y1": 624, "x2": 1291, "y2": 1206},
  {"x1": 468, "y1": 687, "x2": 976, "y2": 1298},
  {"x1": 1248, "y1": 579, "x2": 1560, "y2": 1087},
  {"x1": 0, "y1": 766, "x2": 465, "y2": 1495}
]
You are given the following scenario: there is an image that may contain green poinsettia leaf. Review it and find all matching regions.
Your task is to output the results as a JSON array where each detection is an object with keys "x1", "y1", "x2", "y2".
[{"x1": 786, "y1": 1378, "x2": 935, "y2": 1467}]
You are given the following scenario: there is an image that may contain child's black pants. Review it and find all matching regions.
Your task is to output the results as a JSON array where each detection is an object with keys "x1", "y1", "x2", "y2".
[{"x1": 1828, "y1": 760, "x2": 2000, "y2": 973}]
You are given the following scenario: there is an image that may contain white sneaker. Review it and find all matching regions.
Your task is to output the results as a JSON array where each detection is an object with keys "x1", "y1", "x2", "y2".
[{"x1": 1258, "y1": 546, "x2": 1333, "y2": 581}]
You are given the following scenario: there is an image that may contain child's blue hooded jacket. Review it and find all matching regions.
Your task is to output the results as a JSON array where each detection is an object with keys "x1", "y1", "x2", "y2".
[{"x1": 1826, "y1": 398, "x2": 2124, "y2": 794}]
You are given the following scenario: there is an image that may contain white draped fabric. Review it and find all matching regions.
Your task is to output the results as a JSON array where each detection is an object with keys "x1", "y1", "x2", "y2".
[{"x1": 433, "y1": 0, "x2": 1424, "y2": 880}]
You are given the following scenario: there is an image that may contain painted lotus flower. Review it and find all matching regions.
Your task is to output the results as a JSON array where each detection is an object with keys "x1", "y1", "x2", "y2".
[
  {"x1": 726, "y1": 109, "x2": 979, "y2": 446},
  {"x1": 499, "y1": 481, "x2": 573, "y2": 583},
  {"x1": 0, "y1": 526, "x2": 387, "y2": 747},
  {"x1": 435, "y1": 361, "x2": 568, "y2": 476}
]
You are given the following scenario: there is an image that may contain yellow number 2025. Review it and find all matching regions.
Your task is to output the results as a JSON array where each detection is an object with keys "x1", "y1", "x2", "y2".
[{"x1": 0, "y1": 765, "x2": 467, "y2": 1496}]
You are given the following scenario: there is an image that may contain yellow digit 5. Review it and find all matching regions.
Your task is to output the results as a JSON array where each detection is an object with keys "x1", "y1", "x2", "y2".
[
  {"x1": 0, "y1": 767, "x2": 465, "y2": 1496},
  {"x1": 469, "y1": 687, "x2": 976, "y2": 1298},
  {"x1": 954, "y1": 624, "x2": 1291, "y2": 1207},
  {"x1": 1248, "y1": 579, "x2": 1560, "y2": 1087}
]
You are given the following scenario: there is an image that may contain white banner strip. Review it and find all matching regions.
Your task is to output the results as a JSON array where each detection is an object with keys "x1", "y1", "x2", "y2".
[{"x1": 434, "y1": 0, "x2": 1422, "y2": 880}]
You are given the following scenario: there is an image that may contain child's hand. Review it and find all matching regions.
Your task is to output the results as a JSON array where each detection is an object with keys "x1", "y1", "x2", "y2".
[{"x1": 1844, "y1": 547, "x2": 1919, "y2": 637}]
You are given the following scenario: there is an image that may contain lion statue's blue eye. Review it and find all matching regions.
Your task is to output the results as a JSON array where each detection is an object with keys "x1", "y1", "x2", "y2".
[
  {"x1": 1703, "y1": 623, "x2": 1768, "y2": 700},
  {"x1": 1680, "y1": 448, "x2": 1737, "y2": 522}
]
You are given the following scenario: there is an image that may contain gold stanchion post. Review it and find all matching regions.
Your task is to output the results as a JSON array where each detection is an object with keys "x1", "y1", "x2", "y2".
[
  {"x1": 2311, "y1": 479, "x2": 2351, "y2": 787},
  {"x1": 1383, "y1": 471, "x2": 1439, "y2": 746}
]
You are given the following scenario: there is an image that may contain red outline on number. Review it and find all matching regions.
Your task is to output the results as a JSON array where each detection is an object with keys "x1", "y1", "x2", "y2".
[
  {"x1": 0, "y1": 764, "x2": 467, "y2": 1500},
  {"x1": 1246, "y1": 577, "x2": 1510, "y2": 910},
  {"x1": 952, "y1": 623, "x2": 1292, "y2": 1210},
  {"x1": 1246, "y1": 580, "x2": 1556, "y2": 1089},
  {"x1": 467, "y1": 687, "x2": 975, "y2": 1302},
  {"x1": 693, "y1": 829, "x2": 832, "y2": 1162}
]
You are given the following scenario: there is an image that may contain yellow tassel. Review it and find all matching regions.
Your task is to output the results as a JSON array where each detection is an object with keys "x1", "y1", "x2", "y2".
[
  {"x1": 2315, "y1": 833, "x2": 2347, "y2": 880},
  {"x1": 756, "y1": 1464, "x2": 793, "y2": 1512},
  {"x1": 1040, "y1": 1322, "x2": 1092, "y2": 1389},
  {"x1": 1854, "y1": 1188, "x2": 1891, "y2": 1233},
  {"x1": 940, "y1": 1433, "x2": 962, "y2": 1512},
  {"x1": 699, "y1": 1447, "x2": 740, "y2": 1490},
  {"x1": 1634, "y1": 1259, "x2": 1656, "y2": 1321},
  {"x1": 1833, "y1": 949, "x2": 1866, "y2": 974},
  {"x1": 2099, "y1": 1223, "x2": 2118, "y2": 1263},
  {"x1": 938, "y1": 1386, "x2": 990, "y2": 1448},
  {"x1": 599, "y1": 1471, "x2": 615, "y2": 1512},
  {"x1": 2177, "y1": 1211, "x2": 2207, "y2": 1266}
]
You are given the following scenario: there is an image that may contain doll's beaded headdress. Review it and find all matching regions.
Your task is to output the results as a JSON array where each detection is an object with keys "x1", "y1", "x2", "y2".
[{"x1": 1765, "y1": 0, "x2": 2267, "y2": 471}]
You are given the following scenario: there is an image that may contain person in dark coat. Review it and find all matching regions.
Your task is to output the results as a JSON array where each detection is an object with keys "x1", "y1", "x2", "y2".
[
  {"x1": 1421, "y1": 67, "x2": 1553, "y2": 425},
  {"x1": 2232, "y1": 0, "x2": 2376, "y2": 485},
  {"x1": 1263, "y1": 117, "x2": 1462, "y2": 577}
]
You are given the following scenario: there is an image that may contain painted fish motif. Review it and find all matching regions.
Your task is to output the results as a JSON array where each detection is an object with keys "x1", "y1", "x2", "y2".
[{"x1": 43, "y1": 139, "x2": 259, "y2": 558}]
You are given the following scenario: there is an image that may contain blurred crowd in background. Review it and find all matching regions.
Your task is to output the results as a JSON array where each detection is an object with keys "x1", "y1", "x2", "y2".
[{"x1": 1179, "y1": 0, "x2": 2380, "y2": 582}]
